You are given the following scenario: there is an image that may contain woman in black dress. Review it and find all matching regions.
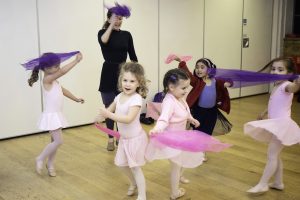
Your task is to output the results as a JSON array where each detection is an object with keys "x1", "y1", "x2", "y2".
[{"x1": 98, "y1": 4, "x2": 138, "y2": 151}]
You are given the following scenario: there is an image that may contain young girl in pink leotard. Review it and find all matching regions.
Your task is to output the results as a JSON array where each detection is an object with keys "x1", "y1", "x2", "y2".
[{"x1": 244, "y1": 57, "x2": 300, "y2": 194}]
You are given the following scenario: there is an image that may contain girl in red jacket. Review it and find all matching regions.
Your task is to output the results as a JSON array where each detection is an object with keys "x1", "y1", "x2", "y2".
[{"x1": 173, "y1": 56, "x2": 231, "y2": 163}]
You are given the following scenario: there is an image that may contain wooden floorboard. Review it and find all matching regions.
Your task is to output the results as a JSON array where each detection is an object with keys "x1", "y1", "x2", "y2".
[{"x1": 0, "y1": 94, "x2": 299, "y2": 200}]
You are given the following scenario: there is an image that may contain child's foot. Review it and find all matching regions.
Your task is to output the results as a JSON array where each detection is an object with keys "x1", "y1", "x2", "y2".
[
  {"x1": 46, "y1": 164, "x2": 56, "y2": 177},
  {"x1": 247, "y1": 184, "x2": 269, "y2": 195},
  {"x1": 106, "y1": 140, "x2": 115, "y2": 151},
  {"x1": 127, "y1": 185, "x2": 137, "y2": 196},
  {"x1": 269, "y1": 182, "x2": 284, "y2": 190},
  {"x1": 180, "y1": 176, "x2": 190, "y2": 184},
  {"x1": 136, "y1": 196, "x2": 146, "y2": 200},
  {"x1": 170, "y1": 188, "x2": 185, "y2": 200},
  {"x1": 203, "y1": 153, "x2": 208, "y2": 162},
  {"x1": 35, "y1": 158, "x2": 43, "y2": 175}
]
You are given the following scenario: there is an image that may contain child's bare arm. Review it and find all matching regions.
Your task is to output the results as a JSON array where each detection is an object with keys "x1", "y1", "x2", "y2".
[
  {"x1": 285, "y1": 77, "x2": 300, "y2": 93},
  {"x1": 100, "y1": 105, "x2": 140, "y2": 124},
  {"x1": 62, "y1": 87, "x2": 84, "y2": 103},
  {"x1": 44, "y1": 53, "x2": 82, "y2": 84}
]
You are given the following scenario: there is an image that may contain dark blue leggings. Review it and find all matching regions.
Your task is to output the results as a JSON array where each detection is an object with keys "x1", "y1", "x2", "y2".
[
  {"x1": 101, "y1": 91, "x2": 118, "y2": 138},
  {"x1": 191, "y1": 106, "x2": 218, "y2": 135}
]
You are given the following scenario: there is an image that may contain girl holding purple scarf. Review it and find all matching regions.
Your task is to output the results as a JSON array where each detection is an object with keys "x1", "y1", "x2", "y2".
[
  {"x1": 245, "y1": 57, "x2": 300, "y2": 195},
  {"x1": 23, "y1": 51, "x2": 84, "y2": 177},
  {"x1": 172, "y1": 56, "x2": 232, "y2": 163}
]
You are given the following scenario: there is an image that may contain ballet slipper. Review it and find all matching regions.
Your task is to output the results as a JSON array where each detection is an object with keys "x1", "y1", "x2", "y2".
[
  {"x1": 35, "y1": 158, "x2": 43, "y2": 175},
  {"x1": 247, "y1": 184, "x2": 269, "y2": 195},
  {"x1": 203, "y1": 153, "x2": 208, "y2": 162},
  {"x1": 269, "y1": 182, "x2": 284, "y2": 190},
  {"x1": 136, "y1": 196, "x2": 146, "y2": 200},
  {"x1": 179, "y1": 176, "x2": 190, "y2": 184},
  {"x1": 170, "y1": 188, "x2": 186, "y2": 200},
  {"x1": 127, "y1": 185, "x2": 137, "y2": 196},
  {"x1": 106, "y1": 140, "x2": 115, "y2": 151},
  {"x1": 46, "y1": 164, "x2": 56, "y2": 177}
]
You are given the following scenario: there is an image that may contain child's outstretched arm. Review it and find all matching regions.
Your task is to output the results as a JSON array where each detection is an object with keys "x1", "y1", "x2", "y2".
[
  {"x1": 95, "y1": 101, "x2": 116, "y2": 124},
  {"x1": 62, "y1": 87, "x2": 84, "y2": 103},
  {"x1": 99, "y1": 105, "x2": 141, "y2": 124},
  {"x1": 285, "y1": 76, "x2": 300, "y2": 93},
  {"x1": 174, "y1": 56, "x2": 198, "y2": 87},
  {"x1": 44, "y1": 52, "x2": 82, "y2": 84}
]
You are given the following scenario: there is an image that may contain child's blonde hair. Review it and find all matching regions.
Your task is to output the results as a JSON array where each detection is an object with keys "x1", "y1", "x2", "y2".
[{"x1": 118, "y1": 62, "x2": 148, "y2": 98}]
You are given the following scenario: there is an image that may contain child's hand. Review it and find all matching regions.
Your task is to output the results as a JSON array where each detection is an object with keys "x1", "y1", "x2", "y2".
[
  {"x1": 295, "y1": 76, "x2": 300, "y2": 85},
  {"x1": 174, "y1": 55, "x2": 181, "y2": 62},
  {"x1": 189, "y1": 118, "x2": 200, "y2": 128},
  {"x1": 99, "y1": 107, "x2": 110, "y2": 119},
  {"x1": 149, "y1": 128, "x2": 163, "y2": 135},
  {"x1": 76, "y1": 52, "x2": 83, "y2": 62},
  {"x1": 95, "y1": 115, "x2": 105, "y2": 124},
  {"x1": 76, "y1": 98, "x2": 84, "y2": 104},
  {"x1": 224, "y1": 82, "x2": 231, "y2": 88}
]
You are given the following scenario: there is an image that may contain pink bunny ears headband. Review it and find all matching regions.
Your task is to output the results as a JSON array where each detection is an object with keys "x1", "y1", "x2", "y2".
[{"x1": 105, "y1": 2, "x2": 131, "y2": 18}]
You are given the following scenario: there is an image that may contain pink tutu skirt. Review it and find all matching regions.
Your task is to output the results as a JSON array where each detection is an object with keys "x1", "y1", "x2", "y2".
[
  {"x1": 38, "y1": 111, "x2": 68, "y2": 131},
  {"x1": 115, "y1": 132, "x2": 148, "y2": 168},
  {"x1": 244, "y1": 117, "x2": 300, "y2": 146},
  {"x1": 145, "y1": 140, "x2": 204, "y2": 168}
]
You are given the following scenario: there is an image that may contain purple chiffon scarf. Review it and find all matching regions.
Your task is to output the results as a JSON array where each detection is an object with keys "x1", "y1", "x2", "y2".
[
  {"x1": 105, "y1": 2, "x2": 131, "y2": 18},
  {"x1": 21, "y1": 51, "x2": 79, "y2": 70},
  {"x1": 210, "y1": 68, "x2": 298, "y2": 88}
]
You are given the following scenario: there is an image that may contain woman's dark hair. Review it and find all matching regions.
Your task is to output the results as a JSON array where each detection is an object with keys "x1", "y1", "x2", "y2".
[
  {"x1": 102, "y1": 10, "x2": 113, "y2": 29},
  {"x1": 258, "y1": 57, "x2": 296, "y2": 74},
  {"x1": 195, "y1": 58, "x2": 217, "y2": 78},
  {"x1": 163, "y1": 68, "x2": 189, "y2": 93}
]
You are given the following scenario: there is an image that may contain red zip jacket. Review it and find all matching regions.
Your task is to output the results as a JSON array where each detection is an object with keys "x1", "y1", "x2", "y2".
[{"x1": 178, "y1": 61, "x2": 231, "y2": 114}]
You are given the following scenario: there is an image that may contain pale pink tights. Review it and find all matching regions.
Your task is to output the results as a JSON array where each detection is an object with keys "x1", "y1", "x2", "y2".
[{"x1": 36, "y1": 129, "x2": 63, "y2": 169}]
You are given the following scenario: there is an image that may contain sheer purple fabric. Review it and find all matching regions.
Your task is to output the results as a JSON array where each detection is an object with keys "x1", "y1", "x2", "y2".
[
  {"x1": 105, "y1": 3, "x2": 131, "y2": 18},
  {"x1": 21, "y1": 51, "x2": 79, "y2": 70},
  {"x1": 210, "y1": 68, "x2": 298, "y2": 88}
]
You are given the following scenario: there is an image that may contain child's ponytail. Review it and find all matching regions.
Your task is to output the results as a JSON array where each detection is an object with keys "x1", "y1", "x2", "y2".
[{"x1": 28, "y1": 69, "x2": 39, "y2": 87}]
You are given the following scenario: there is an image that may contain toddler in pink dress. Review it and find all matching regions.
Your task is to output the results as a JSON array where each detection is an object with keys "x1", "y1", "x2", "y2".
[
  {"x1": 96, "y1": 62, "x2": 148, "y2": 200},
  {"x1": 244, "y1": 57, "x2": 300, "y2": 194},
  {"x1": 145, "y1": 68, "x2": 204, "y2": 200}
]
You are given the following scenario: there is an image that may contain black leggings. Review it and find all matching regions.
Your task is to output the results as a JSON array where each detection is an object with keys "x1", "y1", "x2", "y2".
[
  {"x1": 100, "y1": 91, "x2": 118, "y2": 138},
  {"x1": 191, "y1": 106, "x2": 218, "y2": 135}
]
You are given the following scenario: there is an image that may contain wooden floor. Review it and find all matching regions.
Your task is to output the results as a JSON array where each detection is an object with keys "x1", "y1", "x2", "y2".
[{"x1": 0, "y1": 94, "x2": 300, "y2": 200}]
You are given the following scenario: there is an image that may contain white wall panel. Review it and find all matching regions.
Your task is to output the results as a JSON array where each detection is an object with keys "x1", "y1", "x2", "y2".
[
  {"x1": 204, "y1": 0, "x2": 243, "y2": 98},
  {"x1": 38, "y1": 0, "x2": 103, "y2": 126},
  {"x1": 241, "y1": 0, "x2": 273, "y2": 96},
  {"x1": 0, "y1": 0, "x2": 41, "y2": 139},
  {"x1": 159, "y1": 0, "x2": 205, "y2": 91}
]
